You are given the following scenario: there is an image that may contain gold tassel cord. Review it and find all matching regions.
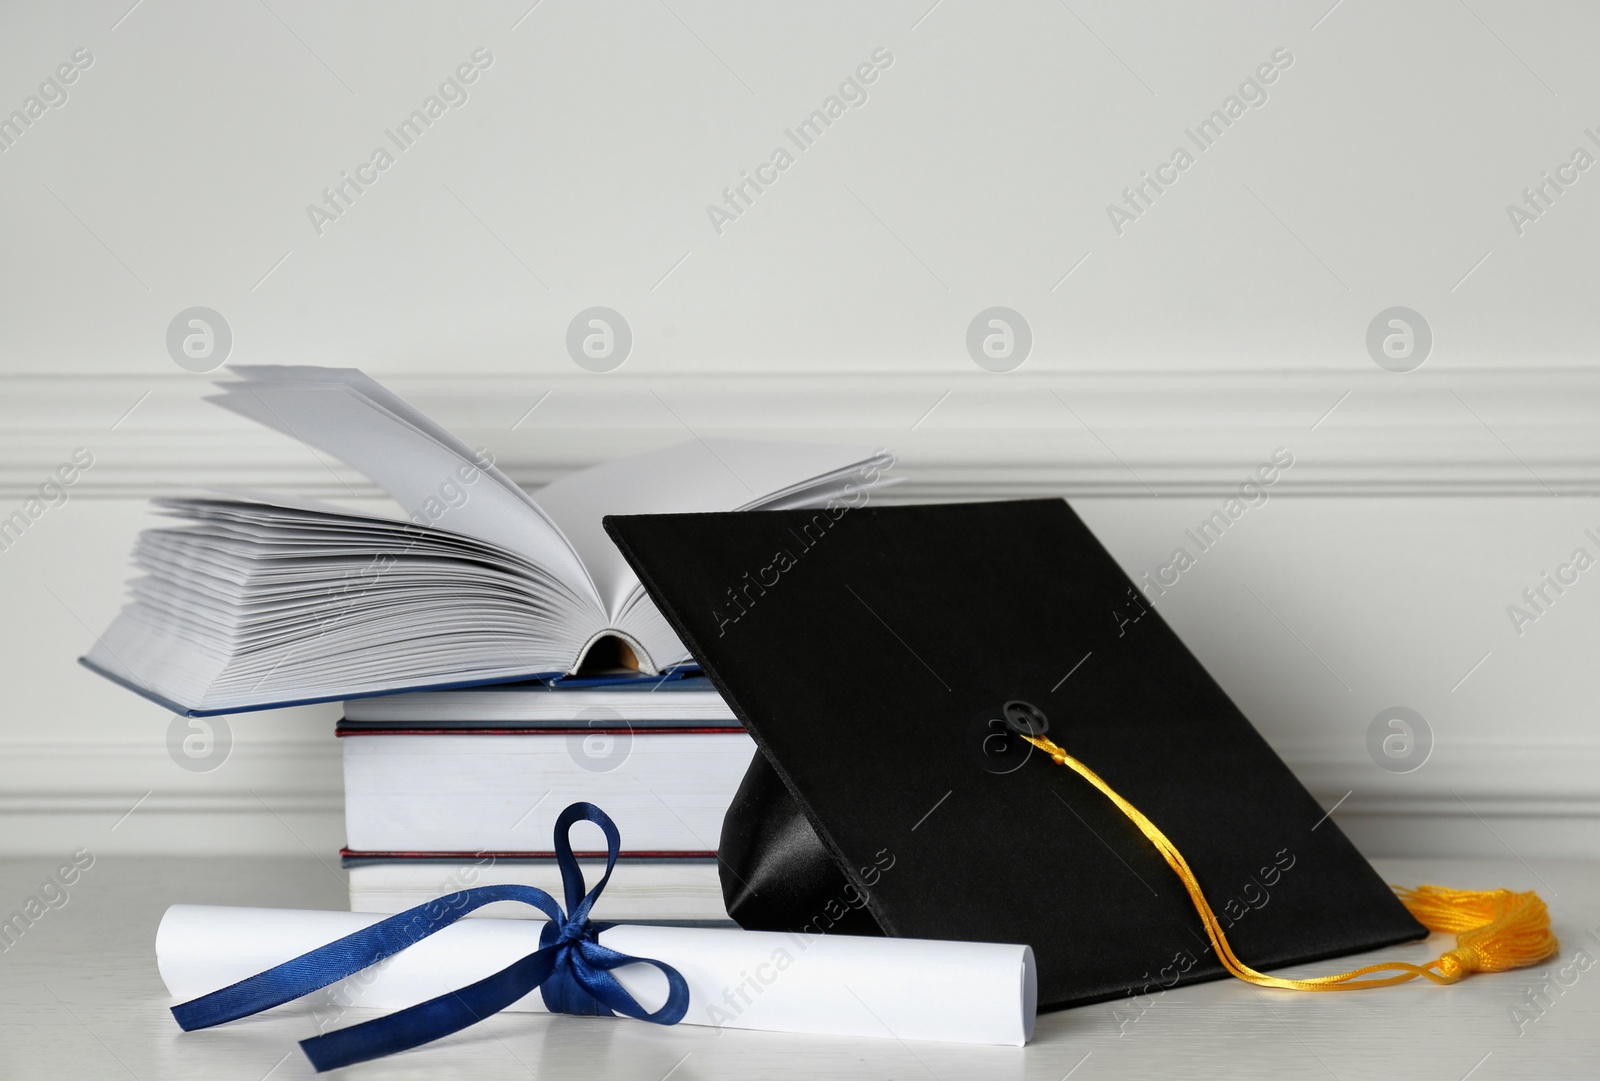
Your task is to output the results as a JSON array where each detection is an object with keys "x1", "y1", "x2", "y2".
[{"x1": 1022, "y1": 733, "x2": 1559, "y2": 990}]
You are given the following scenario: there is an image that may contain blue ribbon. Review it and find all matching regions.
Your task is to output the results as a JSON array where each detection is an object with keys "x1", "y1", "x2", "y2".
[{"x1": 170, "y1": 802, "x2": 690, "y2": 1072}]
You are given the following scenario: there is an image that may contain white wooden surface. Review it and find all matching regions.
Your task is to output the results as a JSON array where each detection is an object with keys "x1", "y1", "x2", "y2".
[{"x1": 2, "y1": 856, "x2": 1595, "y2": 1080}]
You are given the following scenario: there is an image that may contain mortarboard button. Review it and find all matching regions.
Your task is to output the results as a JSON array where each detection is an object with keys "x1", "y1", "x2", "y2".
[{"x1": 1002, "y1": 700, "x2": 1048, "y2": 737}]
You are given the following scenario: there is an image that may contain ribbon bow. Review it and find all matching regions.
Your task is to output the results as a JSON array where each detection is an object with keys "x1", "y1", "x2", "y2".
[{"x1": 170, "y1": 802, "x2": 690, "y2": 1072}]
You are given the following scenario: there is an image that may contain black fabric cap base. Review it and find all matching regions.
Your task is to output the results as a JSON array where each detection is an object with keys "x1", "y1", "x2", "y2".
[{"x1": 604, "y1": 499, "x2": 1426, "y2": 1010}]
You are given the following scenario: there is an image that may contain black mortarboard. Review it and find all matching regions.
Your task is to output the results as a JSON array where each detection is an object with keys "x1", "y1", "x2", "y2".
[{"x1": 604, "y1": 499, "x2": 1426, "y2": 1009}]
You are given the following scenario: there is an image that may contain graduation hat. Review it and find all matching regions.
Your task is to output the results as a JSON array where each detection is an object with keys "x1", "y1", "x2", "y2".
[{"x1": 604, "y1": 499, "x2": 1547, "y2": 1008}]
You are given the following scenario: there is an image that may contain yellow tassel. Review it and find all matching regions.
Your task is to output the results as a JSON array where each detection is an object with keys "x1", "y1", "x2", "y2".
[
  {"x1": 1395, "y1": 885, "x2": 1559, "y2": 981},
  {"x1": 1023, "y1": 734, "x2": 1560, "y2": 990}
]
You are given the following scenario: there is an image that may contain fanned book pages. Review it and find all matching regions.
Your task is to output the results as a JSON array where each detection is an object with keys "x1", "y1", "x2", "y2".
[{"x1": 79, "y1": 366, "x2": 896, "y2": 715}]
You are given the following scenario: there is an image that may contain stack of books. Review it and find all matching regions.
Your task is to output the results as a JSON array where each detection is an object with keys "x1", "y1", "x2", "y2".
[
  {"x1": 338, "y1": 675, "x2": 752, "y2": 923},
  {"x1": 79, "y1": 366, "x2": 895, "y2": 927}
]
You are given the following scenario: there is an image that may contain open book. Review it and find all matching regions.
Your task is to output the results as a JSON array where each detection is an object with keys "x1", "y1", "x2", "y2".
[{"x1": 81, "y1": 367, "x2": 895, "y2": 715}]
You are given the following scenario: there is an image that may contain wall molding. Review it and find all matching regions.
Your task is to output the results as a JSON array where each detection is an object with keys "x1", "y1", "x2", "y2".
[
  {"x1": 3, "y1": 368, "x2": 1599, "y2": 499},
  {"x1": 2, "y1": 738, "x2": 1594, "y2": 857},
  {"x1": 0, "y1": 739, "x2": 346, "y2": 857},
  {"x1": 0, "y1": 740, "x2": 341, "y2": 817},
  {"x1": 7, "y1": 370, "x2": 1598, "y2": 858}
]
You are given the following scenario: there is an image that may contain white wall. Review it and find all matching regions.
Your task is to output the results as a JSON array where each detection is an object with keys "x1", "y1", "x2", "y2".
[{"x1": 1, "y1": 2, "x2": 1596, "y2": 858}]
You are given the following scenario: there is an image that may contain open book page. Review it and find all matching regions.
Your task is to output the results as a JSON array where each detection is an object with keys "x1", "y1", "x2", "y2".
[
  {"x1": 534, "y1": 440, "x2": 895, "y2": 619},
  {"x1": 210, "y1": 378, "x2": 599, "y2": 608},
  {"x1": 223, "y1": 367, "x2": 539, "y2": 516}
]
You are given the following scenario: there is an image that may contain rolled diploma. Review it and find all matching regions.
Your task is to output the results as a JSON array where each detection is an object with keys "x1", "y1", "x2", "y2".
[{"x1": 157, "y1": 905, "x2": 1036, "y2": 1046}]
